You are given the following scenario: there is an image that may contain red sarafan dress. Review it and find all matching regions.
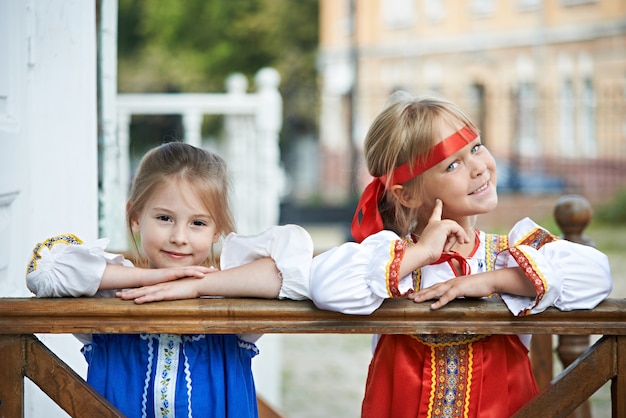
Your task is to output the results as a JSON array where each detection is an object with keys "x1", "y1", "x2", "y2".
[
  {"x1": 310, "y1": 218, "x2": 613, "y2": 418},
  {"x1": 362, "y1": 333, "x2": 536, "y2": 417}
]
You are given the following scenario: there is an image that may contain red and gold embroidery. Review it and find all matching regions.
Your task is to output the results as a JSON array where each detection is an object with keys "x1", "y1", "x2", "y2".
[
  {"x1": 427, "y1": 343, "x2": 474, "y2": 418},
  {"x1": 485, "y1": 233, "x2": 508, "y2": 272},
  {"x1": 509, "y1": 246, "x2": 548, "y2": 315},
  {"x1": 516, "y1": 227, "x2": 559, "y2": 249},
  {"x1": 386, "y1": 239, "x2": 407, "y2": 297}
]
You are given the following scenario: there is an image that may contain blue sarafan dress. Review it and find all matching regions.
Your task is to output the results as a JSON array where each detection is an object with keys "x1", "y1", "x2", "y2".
[
  {"x1": 83, "y1": 333, "x2": 259, "y2": 418},
  {"x1": 25, "y1": 225, "x2": 314, "y2": 418}
]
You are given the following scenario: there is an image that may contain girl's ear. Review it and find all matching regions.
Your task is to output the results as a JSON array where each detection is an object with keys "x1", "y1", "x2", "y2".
[
  {"x1": 391, "y1": 185, "x2": 422, "y2": 209},
  {"x1": 127, "y1": 202, "x2": 140, "y2": 233},
  {"x1": 130, "y1": 217, "x2": 140, "y2": 234},
  {"x1": 212, "y1": 230, "x2": 221, "y2": 244}
]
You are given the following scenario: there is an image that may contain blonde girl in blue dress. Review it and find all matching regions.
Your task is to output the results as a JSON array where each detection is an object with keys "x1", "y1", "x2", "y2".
[{"x1": 26, "y1": 142, "x2": 313, "y2": 418}]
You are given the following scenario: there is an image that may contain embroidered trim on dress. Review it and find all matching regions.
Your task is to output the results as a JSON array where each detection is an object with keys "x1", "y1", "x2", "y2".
[
  {"x1": 182, "y1": 344, "x2": 193, "y2": 418},
  {"x1": 184, "y1": 334, "x2": 206, "y2": 343},
  {"x1": 155, "y1": 334, "x2": 181, "y2": 418},
  {"x1": 485, "y1": 233, "x2": 508, "y2": 271},
  {"x1": 386, "y1": 239, "x2": 406, "y2": 297},
  {"x1": 238, "y1": 339, "x2": 260, "y2": 355},
  {"x1": 427, "y1": 343, "x2": 474, "y2": 418},
  {"x1": 410, "y1": 333, "x2": 490, "y2": 347},
  {"x1": 484, "y1": 233, "x2": 508, "y2": 298},
  {"x1": 26, "y1": 233, "x2": 83, "y2": 274},
  {"x1": 516, "y1": 227, "x2": 559, "y2": 249},
  {"x1": 412, "y1": 268, "x2": 421, "y2": 292},
  {"x1": 509, "y1": 247, "x2": 548, "y2": 316},
  {"x1": 141, "y1": 334, "x2": 155, "y2": 418}
]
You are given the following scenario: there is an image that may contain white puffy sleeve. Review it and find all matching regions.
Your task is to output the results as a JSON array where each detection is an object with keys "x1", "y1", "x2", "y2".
[
  {"x1": 310, "y1": 230, "x2": 414, "y2": 315},
  {"x1": 26, "y1": 234, "x2": 132, "y2": 298},
  {"x1": 219, "y1": 224, "x2": 314, "y2": 300},
  {"x1": 497, "y1": 218, "x2": 613, "y2": 316}
]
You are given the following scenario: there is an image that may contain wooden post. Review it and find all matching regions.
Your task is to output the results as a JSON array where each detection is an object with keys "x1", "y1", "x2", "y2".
[
  {"x1": 554, "y1": 194, "x2": 594, "y2": 418},
  {"x1": 531, "y1": 334, "x2": 554, "y2": 389},
  {"x1": 0, "y1": 336, "x2": 24, "y2": 418},
  {"x1": 612, "y1": 336, "x2": 626, "y2": 418}
]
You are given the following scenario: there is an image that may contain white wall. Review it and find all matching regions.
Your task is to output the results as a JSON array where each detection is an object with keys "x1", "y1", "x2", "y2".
[{"x1": 0, "y1": 0, "x2": 99, "y2": 416}]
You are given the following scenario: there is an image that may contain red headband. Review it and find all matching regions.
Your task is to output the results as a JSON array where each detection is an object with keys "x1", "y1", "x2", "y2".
[{"x1": 351, "y1": 126, "x2": 477, "y2": 243}]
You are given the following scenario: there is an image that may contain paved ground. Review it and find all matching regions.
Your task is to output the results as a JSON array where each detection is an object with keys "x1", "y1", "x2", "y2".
[{"x1": 278, "y1": 199, "x2": 625, "y2": 418}]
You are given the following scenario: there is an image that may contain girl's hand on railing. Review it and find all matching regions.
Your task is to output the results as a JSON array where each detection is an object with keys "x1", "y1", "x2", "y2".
[
  {"x1": 407, "y1": 274, "x2": 495, "y2": 310},
  {"x1": 408, "y1": 267, "x2": 536, "y2": 310},
  {"x1": 116, "y1": 278, "x2": 206, "y2": 304},
  {"x1": 100, "y1": 264, "x2": 216, "y2": 290}
]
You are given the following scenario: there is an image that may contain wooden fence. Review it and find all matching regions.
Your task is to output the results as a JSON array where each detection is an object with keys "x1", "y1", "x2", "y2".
[{"x1": 0, "y1": 296, "x2": 625, "y2": 418}]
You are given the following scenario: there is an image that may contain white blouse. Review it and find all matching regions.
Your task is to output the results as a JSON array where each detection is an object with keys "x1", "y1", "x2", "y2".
[
  {"x1": 310, "y1": 217, "x2": 613, "y2": 317},
  {"x1": 26, "y1": 224, "x2": 315, "y2": 342}
]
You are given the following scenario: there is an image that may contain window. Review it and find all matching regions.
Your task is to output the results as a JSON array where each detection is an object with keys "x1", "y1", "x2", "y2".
[
  {"x1": 560, "y1": 0, "x2": 597, "y2": 6},
  {"x1": 517, "y1": 81, "x2": 538, "y2": 156},
  {"x1": 515, "y1": 56, "x2": 537, "y2": 156},
  {"x1": 425, "y1": 0, "x2": 446, "y2": 23},
  {"x1": 422, "y1": 61, "x2": 443, "y2": 94},
  {"x1": 381, "y1": 0, "x2": 415, "y2": 29},
  {"x1": 470, "y1": 0, "x2": 495, "y2": 17},
  {"x1": 580, "y1": 78, "x2": 596, "y2": 157},
  {"x1": 559, "y1": 79, "x2": 576, "y2": 157},
  {"x1": 517, "y1": 0, "x2": 542, "y2": 12},
  {"x1": 467, "y1": 84, "x2": 487, "y2": 145}
]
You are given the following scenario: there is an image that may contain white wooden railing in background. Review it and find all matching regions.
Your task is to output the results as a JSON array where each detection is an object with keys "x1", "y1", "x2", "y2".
[{"x1": 100, "y1": 67, "x2": 284, "y2": 249}]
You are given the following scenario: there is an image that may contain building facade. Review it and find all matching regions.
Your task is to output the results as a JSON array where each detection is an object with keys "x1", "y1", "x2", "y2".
[{"x1": 318, "y1": 0, "x2": 626, "y2": 203}]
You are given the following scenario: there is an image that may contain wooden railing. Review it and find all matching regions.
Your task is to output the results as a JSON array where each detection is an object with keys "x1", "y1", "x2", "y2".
[{"x1": 0, "y1": 296, "x2": 625, "y2": 417}]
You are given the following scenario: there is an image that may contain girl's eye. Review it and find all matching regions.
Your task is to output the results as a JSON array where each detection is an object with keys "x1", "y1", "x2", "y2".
[
  {"x1": 446, "y1": 161, "x2": 460, "y2": 172},
  {"x1": 192, "y1": 220, "x2": 207, "y2": 227},
  {"x1": 156, "y1": 215, "x2": 172, "y2": 222},
  {"x1": 471, "y1": 143, "x2": 482, "y2": 154}
]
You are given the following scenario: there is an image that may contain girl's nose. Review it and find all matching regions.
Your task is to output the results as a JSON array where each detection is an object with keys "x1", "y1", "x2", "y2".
[
  {"x1": 470, "y1": 158, "x2": 487, "y2": 177},
  {"x1": 170, "y1": 225, "x2": 188, "y2": 244}
]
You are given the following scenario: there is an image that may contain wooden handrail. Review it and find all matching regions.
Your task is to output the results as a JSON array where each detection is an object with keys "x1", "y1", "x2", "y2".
[
  {"x1": 1, "y1": 297, "x2": 625, "y2": 335},
  {"x1": 1, "y1": 297, "x2": 625, "y2": 417}
]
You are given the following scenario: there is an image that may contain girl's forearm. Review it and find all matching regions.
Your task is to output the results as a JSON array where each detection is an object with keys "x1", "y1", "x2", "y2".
[
  {"x1": 100, "y1": 264, "x2": 212, "y2": 290},
  {"x1": 400, "y1": 244, "x2": 437, "y2": 278},
  {"x1": 485, "y1": 267, "x2": 537, "y2": 297},
  {"x1": 100, "y1": 264, "x2": 146, "y2": 290},
  {"x1": 195, "y1": 258, "x2": 282, "y2": 299}
]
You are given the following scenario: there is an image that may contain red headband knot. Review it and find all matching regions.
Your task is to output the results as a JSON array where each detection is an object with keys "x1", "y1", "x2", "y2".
[{"x1": 351, "y1": 126, "x2": 477, "y2": 242}]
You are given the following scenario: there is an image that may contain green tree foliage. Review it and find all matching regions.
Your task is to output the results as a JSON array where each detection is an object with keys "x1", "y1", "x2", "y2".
[{"x1": 117, "y1": 0, "x2": 319, "y2": 144}]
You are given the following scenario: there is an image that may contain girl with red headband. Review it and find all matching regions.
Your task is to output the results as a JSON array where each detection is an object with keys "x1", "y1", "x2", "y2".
[{"x1": 310, "y1": 92, "x2": 612, "y2": 417}]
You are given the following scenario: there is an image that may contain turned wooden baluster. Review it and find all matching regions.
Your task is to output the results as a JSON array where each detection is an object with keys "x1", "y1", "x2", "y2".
[{"x1": 554, "y1": 194, "x2": 594, "y2": 418}]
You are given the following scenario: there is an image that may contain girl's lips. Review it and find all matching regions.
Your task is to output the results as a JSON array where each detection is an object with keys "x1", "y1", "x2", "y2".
[
  {"x1": 162, "y1": 250, "x2": 190, "y2": 259},
  {"x1": 470, "y1": 181, "x2": 490, "y2": 195}
]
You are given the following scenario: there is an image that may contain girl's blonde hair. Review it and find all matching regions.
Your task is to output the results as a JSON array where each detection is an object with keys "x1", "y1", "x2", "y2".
[
  {"x1": 126, "y1": 142, "x2": 235, "y2": 266},
  {"x1": 364, "y1": 91, "x2": 478, "y2": 236}
]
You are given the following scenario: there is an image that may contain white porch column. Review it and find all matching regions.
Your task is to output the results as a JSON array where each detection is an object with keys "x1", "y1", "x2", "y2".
[
  {"x1": 223, "y1": 73, "x2": 256, "y2": 234},
  {"x1": 249, "y1": 67, "x2": 284, "y2": 410},
  {"x1": 104, "y1": 109, "x2": 131, "y2": 249},
  {"x1": 182, "y1": 110, "x2": 202, "y2": 147},
  {"x1": 254, "y1": 67, "x2": 283, "y2": 229},
  {"x1": 98, "y1": 0, "x2": 126, "y2": 250}
]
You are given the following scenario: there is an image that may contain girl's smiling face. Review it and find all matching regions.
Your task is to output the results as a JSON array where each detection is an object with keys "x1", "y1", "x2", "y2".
[
  {"x1": 131, "y1": 178, "x2": 221, "y2": 269},
  {"x1": 420, "y1": 122, "x2": 498, "y2": 223}
]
